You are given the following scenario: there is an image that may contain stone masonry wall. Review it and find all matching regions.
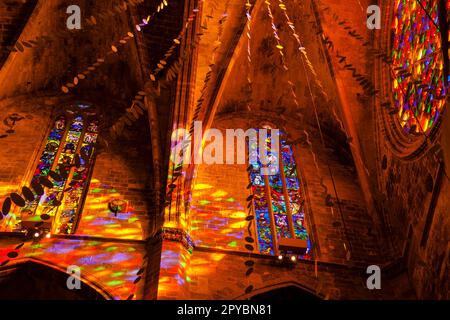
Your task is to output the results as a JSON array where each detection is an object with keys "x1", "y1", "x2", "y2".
[{"x1": 0, "y1": 95, "x2": 158, "y2": 299}]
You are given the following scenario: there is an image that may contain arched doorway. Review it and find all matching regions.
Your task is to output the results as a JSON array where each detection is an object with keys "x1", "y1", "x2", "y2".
[
  {"x1": 0, "y1": 260, "x2": 109, "y2": 300},
  {"x1": 250, "y1": 285, "x2": 321, "y2": 301}
]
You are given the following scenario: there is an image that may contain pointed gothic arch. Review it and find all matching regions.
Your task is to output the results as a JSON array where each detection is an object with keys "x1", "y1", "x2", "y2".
[
  {"x1": 0, "y1": 258, "x2": 112, "y2": 300},
  {"x1": 235, "y1": 281, "x2": 322, "y2": 301}
]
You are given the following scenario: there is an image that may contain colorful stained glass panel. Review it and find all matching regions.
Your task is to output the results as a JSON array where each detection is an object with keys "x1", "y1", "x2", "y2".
[
  {"x1": 10, "y1": 112, "x2": 98, "y2": 235},
  {"x1": 391, "y1": 0, "x2": 450, "y2": 133},
  {"x1": 249, "y1": 130, "x2": 310, "y2": 257},
  {"x1": 55, "y1": 119, "x2": 98, "y2": 234}
]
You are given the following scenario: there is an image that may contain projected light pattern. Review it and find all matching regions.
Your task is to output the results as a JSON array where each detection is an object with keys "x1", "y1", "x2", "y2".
[
  {"x1": 0, "y1": 239, "x2": 145, "y2": 300},
  {"x1": 190, "y1": 183, "x2": 247, "y2": 251},
  {"x1": 164, "y1": 128, "x2": 189, "y2": 230},
  {"x1": 391, "y1": 0, "x2": 450, "y2": 133},
  {"x1": 158, "y1": 241, "x2": 191, "y2": 298},
  {"x1": 76, "y1": 179, "x2": 145, "y2": 240},
  {"x1": 158, "y1": 241, "x2": 227, "y2": 299},
  {"x1": 249, "y1": 130, "x2": 310, "y2": 257}
]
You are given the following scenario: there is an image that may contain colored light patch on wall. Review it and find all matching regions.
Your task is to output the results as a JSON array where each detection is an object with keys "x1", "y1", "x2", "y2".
[
  {"x1": 158, "y1": 241, "x2": 229, "y2": 299},
  {"x1": 158, "y1": 241, "x2": 192, "y2": 299},
  {"x1": 75, "y1": 179, "x2": 145, "y2": 240},
  {"x1": 0, "y1": 239, "x2": 145, "y2": 300},
  {"x1": 189, "y1": 181, "x2": 248, "y2": 251}
]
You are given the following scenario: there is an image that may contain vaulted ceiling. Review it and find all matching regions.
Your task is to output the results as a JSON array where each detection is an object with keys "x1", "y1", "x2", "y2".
[
  {"x1": 0, "y1": 0, "x2": 185, "y2": 102},
  {"x1": 194, "y1": 0, "x2": 354, "y2": 164},
  {"x1": 0, "y1": 0, "x2": 38, "y2": 68},
  {"x1": 0, "y1": 0, "x2": 362, "y2": 164}
]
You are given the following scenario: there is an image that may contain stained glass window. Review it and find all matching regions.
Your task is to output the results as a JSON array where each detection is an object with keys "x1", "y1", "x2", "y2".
[
  {"x1": 11, "y1": 110, "x2": 98, "y2": 234},
  {"x1": 248, "y1": 129, "x2": 311, "y2": 258},
  {"x1": 391, "y1": 0, "x2": 450, "y2": 134}
]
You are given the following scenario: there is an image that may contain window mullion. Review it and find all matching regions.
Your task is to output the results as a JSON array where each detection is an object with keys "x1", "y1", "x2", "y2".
[
  {"x1": 263, "y1": 167, "x2": 279, "y2": 256},
  {"x1": 53, "y1": 116, "x2": 89, "y2": 234}
]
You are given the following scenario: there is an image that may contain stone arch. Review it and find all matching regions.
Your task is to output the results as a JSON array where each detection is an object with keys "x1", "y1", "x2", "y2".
[
  {"x1": 0, "y1": 258, "x2": 113, "y2": 300},
  {"x1": 235, "y1": 281, "x2": 322, "y2": 300}
]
